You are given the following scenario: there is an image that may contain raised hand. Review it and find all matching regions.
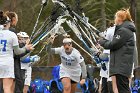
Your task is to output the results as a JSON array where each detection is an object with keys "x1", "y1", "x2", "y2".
[
  {"x1": 49, "y1": 34, "x2": 58, "y2": 44},
  {"x1": 25, "y1": 43, "x2": 34, "y2": 51}
]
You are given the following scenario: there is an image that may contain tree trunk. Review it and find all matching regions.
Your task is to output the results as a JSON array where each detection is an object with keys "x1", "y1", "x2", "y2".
[
  {"x1": 9, "y1": 0, "x2": 16, "y2": 11},
  {"x1": 101, "y1": 0, "x2": 106, "y2": 31},
  {"x1": 130, "y1": 0, "x2": 139, "y2": 66},
  {"x1": 130, "y1": 0, "x2": 137, "y2": 24}
]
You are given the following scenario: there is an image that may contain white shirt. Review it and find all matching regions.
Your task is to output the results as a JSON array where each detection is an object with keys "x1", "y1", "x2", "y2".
[
  {"x1": 0, "y1": 29, "x2": 19, "y2": 66},
  {"x1": 0, "y1": 25, "x2": 4, "y2": 30},
  {"x1": 54, "y1": 46, "x2": 84, "y2": 76},
  {"x1": 100, "y1": 26, "x2": 116, "y2": 78},
  {"x1": 21, "y1": 63, "x2": 30, "y2": 69}
]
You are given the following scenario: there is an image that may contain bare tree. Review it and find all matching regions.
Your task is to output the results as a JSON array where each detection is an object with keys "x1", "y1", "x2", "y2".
[
  {"x1": 130, "y1": 0, "x2": 137, "y2": 25},
  {"x1": 9, "y1": 0, "x2": 17, "y2": 11},
  {"x1": 130, "y1": 0, "x2": 139, "y2": 66},
  {"x1": 100, "y1": 0, "x2": 106, "y2": 31}
]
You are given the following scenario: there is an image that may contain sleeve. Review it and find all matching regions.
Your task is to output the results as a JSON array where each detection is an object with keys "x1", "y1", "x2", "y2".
[
  {"x1": 12, "y1": 33, "x2": 19, "y2": 47},
  {"x1": 21, "y1": 56, "x2": 30, "y2": 63},
  {"x1": 99, "y1": 27, "x2": 133, "y2": 50},
  {"x1": 75, "y1": 50, "x2": 84, "y2": 63},
  {"x1": 13, "y1": 46, "x2": 26, "y2": 55},
  {"x1": 20, "y1": 53, "x2": 30, "y2": 61},
  {"x1": 80, "y1": 61, "x2": 87, "y2": 79},
  {"x1": 54, "y1": 47, "x2": 61, "y2": 54}
]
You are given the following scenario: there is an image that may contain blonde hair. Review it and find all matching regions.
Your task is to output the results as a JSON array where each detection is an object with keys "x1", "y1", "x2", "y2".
[
  {"x1": 115, "y1": 8, "x2": 133, "y2": 22},
  {"x1": 5, "y1": 11, "x2": 17, "y2": 22}
]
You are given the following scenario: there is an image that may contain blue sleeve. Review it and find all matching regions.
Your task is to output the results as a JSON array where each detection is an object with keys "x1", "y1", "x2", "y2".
[{"x1": 21, "y1": 56, "x2": 31, "y2": 63}]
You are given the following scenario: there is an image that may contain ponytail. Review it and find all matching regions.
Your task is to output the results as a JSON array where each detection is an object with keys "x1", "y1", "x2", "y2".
[
  {"x1": 125, "y1": 8, "x2": 133, "y2": 21},
  {"x1": 5, "y1": 11, "x2": 17, "y2": 22}
]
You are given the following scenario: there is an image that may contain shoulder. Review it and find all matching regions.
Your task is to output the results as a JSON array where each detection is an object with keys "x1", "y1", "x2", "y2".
[
  {"x1": 115, "y1": 27, "x2": 133, "y2": 40},
  {"x1": 72, "y1": 48, "x2": 81, "y2": 55},
  {"x1": 121, "y1": 21, "x2": 136, "y2": 33},
  {"x1": 118, "y1": 27, "x2": 133, "y2": 35},
  {"x1": 8, "y1": 30, "x2": 17, "y2": 37},
  {"x1": 4, "y1": 30, "x2": 16, "y2": 35},
  {"x1": 60, "y1": 46, "x2": 64, "y2": 51}
]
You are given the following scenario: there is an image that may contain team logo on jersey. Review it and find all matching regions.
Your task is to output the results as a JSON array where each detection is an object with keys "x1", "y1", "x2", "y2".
[
  {"x1": 61, "y1": 56, "x2": 75, "y2": 62},
  {"x1": 115, "y1": 35, "x2": 120, "y2": 39}
]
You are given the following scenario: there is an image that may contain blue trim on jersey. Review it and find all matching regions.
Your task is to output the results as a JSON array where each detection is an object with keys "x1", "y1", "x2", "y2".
[{"x1": 21, "y1": 56, "x2": 30, "y2": 63}]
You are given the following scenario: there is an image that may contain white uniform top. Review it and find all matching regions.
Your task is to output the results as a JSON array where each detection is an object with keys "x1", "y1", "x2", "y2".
[
  {"x1": 0, "y1": 25, "x2": 4, "y2": 30},
  {"x1": 54, "y1": 46, "x2": 84, "y2": 82},
  {"x1": 21, "y1": 63, "x2": 30, "y2": 69},
  {"x1": 21, "y1": 58, "x2": 32, "y2": 86},
  {"x1": 100, "y1": 26, "x2": 115, "y2": 79},
  {"x1": 0, "y1": 29, "x2": 19, "y2": 66}
]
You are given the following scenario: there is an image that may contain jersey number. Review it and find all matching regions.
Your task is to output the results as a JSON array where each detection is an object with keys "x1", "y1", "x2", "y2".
[
  {"x1": 66, "y1": 62, "x2": 71, "y2": 66},
  {"x1": 0, "y1": 40, "x2": 7, "y2": 52}
]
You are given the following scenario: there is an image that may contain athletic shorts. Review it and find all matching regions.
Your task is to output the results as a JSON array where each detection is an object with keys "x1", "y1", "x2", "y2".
[
  {"x1": 0, "y1": 65, "x2": 14, "y2": 78},
  {"x1": 59, "y1": 67, "x2": 80, "y2": 83},
  {"x1": 24, "y1": 67, "x2": 32, "y2": 86},
  {"x1": 114, "y1": 74, "x2": 131, "y2": 93}
]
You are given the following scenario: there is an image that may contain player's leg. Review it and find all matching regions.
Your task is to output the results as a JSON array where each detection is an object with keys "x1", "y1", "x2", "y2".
[
  {"x1": 11, "y1": 80, "x2": 15, "y2": 92},
  {"x1": 111, "y1": 75, "x2": 119, "y2": 93},
  {"x1": 101, "y1": 77, "x2": 108, "y2": 93},
  {"x1": 61, "y1": 77, "x2": 71, "y2": 93},
  {"x1": 23, "y1": 85, "x2": 29, "y2": 93},
  {"x1": 3, "y1": 78, "x2": 14, "y2": 93},
  {"x1": 0, "y1": 79, "x2": 4, "y2": 93},
  {"x1": 71, "y1": 80, "x2": 77, "y2": 93},
  {"x1": 23, "y1": 68, "x2": 31, "y2": 93}
]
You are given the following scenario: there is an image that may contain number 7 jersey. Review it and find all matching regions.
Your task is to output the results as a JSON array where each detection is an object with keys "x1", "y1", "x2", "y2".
[{"x1": 0, "y1": 29, "x2": 19, "y2": 66}]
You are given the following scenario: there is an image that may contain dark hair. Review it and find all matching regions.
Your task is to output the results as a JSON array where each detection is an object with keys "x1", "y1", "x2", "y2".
[
  {"x1": 0, "y1": 10, "x2": 10, "y2": 25},
  {"x1": 108, "y1": 20, "x2": 114, "y2": 27}
]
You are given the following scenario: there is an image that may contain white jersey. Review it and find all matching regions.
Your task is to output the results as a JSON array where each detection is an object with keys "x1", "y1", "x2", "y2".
[
  {"x1": 0, "y1": 25, "x2": 4, "y2": 30},
  {"x1": 100, "y1": 26, "x2": 115, "y2": 78},
  {"x1": 54, "y1": 46, "x2": 84, "y2": 82},
  {"x1": 0, "y1": 29, "x2": 19, "y2": 66},
  {"x1": 24, "y1": 67, "x2": 32, "y2": 86},
  {"x1": 21, "y1": 63, "x2": 30, "y2": 69}
]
